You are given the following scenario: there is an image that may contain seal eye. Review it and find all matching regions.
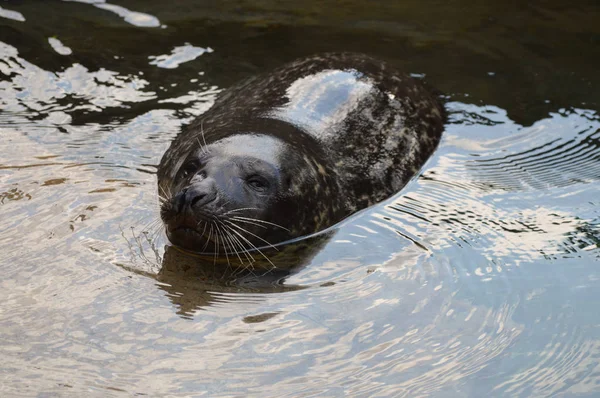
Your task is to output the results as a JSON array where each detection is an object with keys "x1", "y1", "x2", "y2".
[
  {"x1": 180, "y1": 161, "x2": 199, "y2": 179},
  {"x1": 246, "y1": 175, "x2": 269, "y2": 192}
]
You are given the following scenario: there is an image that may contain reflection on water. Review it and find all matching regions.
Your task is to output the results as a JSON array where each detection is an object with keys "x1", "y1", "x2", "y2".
[{"x1": 1, "y1": 1, "x2": 600, "y2": 396}]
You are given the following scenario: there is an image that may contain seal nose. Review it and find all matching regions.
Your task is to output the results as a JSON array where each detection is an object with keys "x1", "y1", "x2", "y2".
[
  {"x1": 187, "y1": 180, "x2": 217, "y2": 209},
  {"x1": 190, "y1": 191, "x2": 214, "y2": 207}
]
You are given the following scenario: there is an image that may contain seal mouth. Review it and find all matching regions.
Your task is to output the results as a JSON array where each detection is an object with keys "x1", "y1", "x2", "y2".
[
  {"x1": 168, "y1": 226, "x2": 213, "y2": 251},
  {"x1": 172, "y1": 226, "x2": 202, "y2": 235}
]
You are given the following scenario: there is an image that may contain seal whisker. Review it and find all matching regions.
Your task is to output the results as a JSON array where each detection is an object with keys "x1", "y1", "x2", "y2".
[
  {"x1": 147, "y1": 219, "x2": 165, "y2": 241},
  {"x1": 199, "y1": 120, "x2": 210, "y2": 154},
  {"x1": 222, "y1": 224, "x2": 276, "y2": 269},
  {"x1": 199, "y1": 220, "x2": 208, "y2": 237},
  {"x1": 230, "y1": 216, "x2": 290, "y2": 231},
  {"x1": 214, "y1": 223, "x2": 231, "y2": 268},
  {"x1": 223, "y1": 207, "x2": 259, "y2": 215},
  {"x1": 142, "y1": 217, "x2": 161, "y2": 234},
  {"x1": 225, "y1": 223, "x2": 279, "y2": 273},
  {"x1": 224, "y1": 225, "x2": 255, "y2": 265},
  {"x1": 217, "y1": 200, "x2": 232, "y2": 214},
  {"x1": 158, "y1": 193, "x2": 170, "y2": 208},
  {"x1": 229, "y1": 217, "x2": 267, "y2": 229},
  {"x1": 201, "y1": 223, "x2": 213, "y2": 253},
  {"x1": 195, "y1": 137, "x2": 206, "y2": 155},
  {"x1": 213, "y1": 222, "x2": 219, "y2": 266},
  {"x1": 218, "y1": 220, "x2": 247, "y2": 266},
  {"x1": 140, "y1": 220, "x2": 165, "y2": 251},
  {"x1": 224, "y1": 220, "x2": 279, "y2": 251},
  {"x1": 158, "y1": 185, "x2": 171, "y2": 202}
]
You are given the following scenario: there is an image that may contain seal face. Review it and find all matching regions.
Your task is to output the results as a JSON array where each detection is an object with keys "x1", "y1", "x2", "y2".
[
  {"x1": 159, "y1": 133, "x2": 340, "y2": 253},
  {"x1": 158, "y1": 53, "x2": 444, "y2": 254}
]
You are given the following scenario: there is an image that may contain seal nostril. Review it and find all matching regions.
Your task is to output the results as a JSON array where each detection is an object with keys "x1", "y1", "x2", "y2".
[{"x1": 190, "y1": 193, "x2": 206, "y2": 207}]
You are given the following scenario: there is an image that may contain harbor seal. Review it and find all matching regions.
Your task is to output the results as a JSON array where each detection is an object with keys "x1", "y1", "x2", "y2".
[{"x1": 158, "y1": 53, "x2": 444, "y2": 260}]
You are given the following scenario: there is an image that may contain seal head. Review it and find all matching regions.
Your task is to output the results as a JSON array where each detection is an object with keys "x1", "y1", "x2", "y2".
[{"x1": 160, "y1": 132, "x2": 342, "y2": 252}]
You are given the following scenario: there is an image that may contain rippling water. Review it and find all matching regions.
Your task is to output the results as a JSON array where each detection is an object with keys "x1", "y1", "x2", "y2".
[{"x1": 1, "y1": 1, "x2": 600, "y2": 396}]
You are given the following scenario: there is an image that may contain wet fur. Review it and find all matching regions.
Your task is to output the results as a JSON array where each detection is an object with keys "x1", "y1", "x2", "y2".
[{"x1": 157, "y1": 53, "x2": 444, "y2": 266}]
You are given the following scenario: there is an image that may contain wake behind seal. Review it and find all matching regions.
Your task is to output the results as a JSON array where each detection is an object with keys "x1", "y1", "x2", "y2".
[{"x1": 158, "y1": 53, "x2": 444, "y2": 262}]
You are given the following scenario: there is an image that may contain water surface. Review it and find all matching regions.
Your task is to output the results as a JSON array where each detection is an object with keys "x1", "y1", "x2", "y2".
[{"x1": 1, "y1": 1, "x2": 599, "y2": 396}]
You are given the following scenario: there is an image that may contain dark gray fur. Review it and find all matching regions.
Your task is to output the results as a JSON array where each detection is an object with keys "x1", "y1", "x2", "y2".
[{"x1": 158, "y1": 53, "x2": 444, "y2": 253}]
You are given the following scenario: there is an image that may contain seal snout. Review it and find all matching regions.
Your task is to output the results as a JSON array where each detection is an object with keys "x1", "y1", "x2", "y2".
[
  {"x1": 187, "y1": 184, "x2": 218, "y2": 210},
  {"x1": 175, "y1": 177, "x2": 218, "y2": 212}
]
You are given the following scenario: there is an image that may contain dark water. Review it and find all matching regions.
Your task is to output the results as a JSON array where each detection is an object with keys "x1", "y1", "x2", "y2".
[{"x1": 1, "y1": 1, "x2": 600, "y2": 396}]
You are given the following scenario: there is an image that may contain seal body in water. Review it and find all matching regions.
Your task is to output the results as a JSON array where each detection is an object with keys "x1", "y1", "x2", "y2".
[{"x1": 158, "y1": 53, "x2": 444, "y2": 256}]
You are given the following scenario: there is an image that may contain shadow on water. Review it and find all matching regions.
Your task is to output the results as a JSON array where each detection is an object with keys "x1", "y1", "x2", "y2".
[{"x1": 149, "y1": 233, "x2": 335, "y2": 318}]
